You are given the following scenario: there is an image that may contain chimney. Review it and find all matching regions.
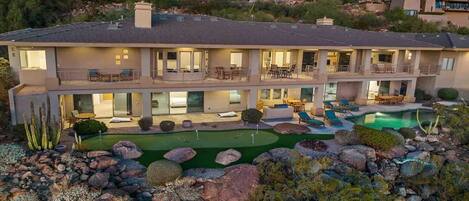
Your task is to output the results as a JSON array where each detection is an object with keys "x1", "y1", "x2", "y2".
[
  {"x1": 316, "y1": 17, "x2": 334, "y2": 26},
  {"x1": 135, "y1": 1, "x2": 152, "y2": 28}
]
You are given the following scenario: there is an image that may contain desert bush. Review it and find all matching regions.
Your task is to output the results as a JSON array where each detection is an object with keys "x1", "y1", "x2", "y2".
[
  {"x1": 438, "y1": 88, "x2": 459, "y2": 101},
  {"x1": 51, "y1": 184, "x2": 101, "y2": 201},
  {"x1": 398, "y1": 128, "x2": 416, "y2": 139},
  {"x1": 138, "y1": 117, "x2": 153, "y2": 131},
  {"x1": 434, "y1": 104, "x2": 469, "y2": 144},
  {"x1": 73, "y1": 120, "x2": 108, "y2": 135},
  {"x1": 438, "y1": 162, "x2": 469, "y2": 201},
  {"x1": 9, "y1": 192, "x2": 40, "y2": 201},
  {"x1": 241, "y1": 109, "x2": 263, "y2": 124},
  {"x1": 354, "y1": 125, "x2": 401, "y2": 151},
  {"x1": 0, "y1": 143, "x2": 26, "y2": 173},
  {"x1": 147, "y1": 160, "x2": 182, "y2": 186},
  {"x1": 159, "y1": 120, "x2": 175, "y2": 132}
]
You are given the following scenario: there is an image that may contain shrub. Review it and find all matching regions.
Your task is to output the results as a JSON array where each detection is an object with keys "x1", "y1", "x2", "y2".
[
  {"x1": 415, "y1": 89, "x2": 433, "y2": 102},
  {"x1": 73, "y1": 120, "x2": 108, "y2": 135},
  {"x1": 160, "y1": 120, "x2": 175, "y2": 132},
  {"x1": 438, "y1": 88, "x2": 459, "y2": 101},
  {"x1": 354, "y1": 125, "x2": 400, "y2": 151},
  {"x1": 138, "y1": 117, "x2": 153, "y2": 131},
  {"x1": 241, "y1": 109, "x2": 263, "y2": 124},
  {"x1": 398, "y1": 128, "x2": 416, "y2": 139},
  {"x1": 147, "y1": 160, "x2": 182, "y2": 186}
]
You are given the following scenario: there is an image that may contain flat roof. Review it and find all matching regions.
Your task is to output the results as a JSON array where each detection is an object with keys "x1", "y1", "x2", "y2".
[{"x1": 0, "y1": 14, "x2": 443, "y2": 49}]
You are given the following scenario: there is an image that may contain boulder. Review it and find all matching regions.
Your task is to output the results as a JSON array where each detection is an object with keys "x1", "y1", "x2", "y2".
[
  {"x1": 406, "y1": 151, "x2": 430, "y2": 161},
  {"x1": 89, "y1": 172, "x2": 110, "y2": 188},
  {"x1": 87, "y1": 151, "x2": 112, "y2": 158},
  {"x1": 334, "y1": 130, "x2": 360, "y2": 145},
  {"x1": 147, "y1": 160, "x2": 182, "y2": 186},
  {"x1": 400, "y1": 161, "x2": 425, "y2": 178},
  {"x1": 417, "y1": 142, "x2": 434, "y2": 152},
  {"x1": 273, "y1": 123, "x2": 310, "y2": 135},
  {"x1": 294, "y1": 140, "x2": 336, "y2": 159},
  {"x1": 339, "y1": 149, "x2": 367, "y2": 170},
  {"x1": 184, "y1": 168, "x2": 225, "y2": 180},
  {"x1": 341, "y1": 145, "x2": 376, "y2": 161},
  {"x1": 253, "y1": 148, "x2": 301, "y2": 165},
  {"x1": 215, "y1": 149, "x2": 241, "y2": 165},
  {"x1": 117, "y1": 159, "x2": 146, "y2": 178},
  {"x1": 112, "y1": 141, "x2": 143, "y2": 159},
  {"x1": 376, "y1": 145, "x2": 408, "y2": 159},
  {"x1": 95, "y1": 156, "x2": 119, "y2": 170},
  {"x1": 202, "y1": 164, "x2": 258, "y2": 201},
  {"x1": 163, "y1": 147, "x2": 197, "y2": 163}
]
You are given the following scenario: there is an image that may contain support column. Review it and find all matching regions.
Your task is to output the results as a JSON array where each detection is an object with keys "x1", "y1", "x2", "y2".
[
  {"x1": 392, "y1": 50, "x2": 399, "y2": 72},
  {"x1": 412, "y1": 50, "x2": 421, "y2": 75},
  {"x1": 248, "y1": 49, "x2": 261, "y2": 83},
  {"x1": 362, "y1": 49, "x2": 372, "y2": 75},
  {"x1": 405, "y1": 79, "x2": 417, "y2": 102},
  {"x1": 141, "y1": 91, "x2": 152, "y2": 118},
  {"x1": 140, "y1": 48, "x2": 152, "y2": 84},
  {"x1": 311, "y1": 84, "x2": 325, "y2": 116},
  {"x1": 317, "y1": 50, "x2": 328, "y2": 75},
  {"x1": 356, "y1": 81, "x2": 369, "y2": 105},
  {"x1": 48, "y1": 93, "x2": 60, "y2": 122},
  {"x1": 297, "y1": 49, "x2": 303, "y2": 72},
  {"x1": 7, "y1": 46, "x2": 20, "y2": 75},
  {"x1": 349, "y1": 50, "x2": 357, "y2": 72},
  {"x1": 45, "y1": 48, "x2": 59, "y2": 89},
  {"x1": 247, "y1": 89, "x2": 258, "y2": 109}
]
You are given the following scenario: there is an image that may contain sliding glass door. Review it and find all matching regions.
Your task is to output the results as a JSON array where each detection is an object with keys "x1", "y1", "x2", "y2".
[
  {"x1": 113, "y1": 93, "x2": 132, "y2": 117},
  {"x1": 152, "y1": 92, "x2": 170, "y2": 115},
  {"x1": 187, "y1": 91, "x2": 204, "y2": 113},
  {"x1": 73, "y1": 94, "x2": 93, "y2": 113}
]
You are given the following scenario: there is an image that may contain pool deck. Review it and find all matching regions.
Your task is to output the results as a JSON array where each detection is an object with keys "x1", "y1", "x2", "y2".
[{"x1": 263, "y1": 103, "x2": 430, "y2": 135}]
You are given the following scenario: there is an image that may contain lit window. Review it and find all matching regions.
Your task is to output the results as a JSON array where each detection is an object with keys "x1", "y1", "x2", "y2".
[
  {"x1": 194, "y1": 51, "x2": 202, "y2": 72},
  {"x1": 441, "y1": 58, "x2": 455, "y2": 71},
  {"x1": 230, "y1": 52, "x2": 243, "y2": 68},
  {"x1": 167, "y1": 52, "x2": 177, "y2": 72},
  {"x1": 260, "y1": 89, "x2": 271, "y2": 99},
  {"x1": 260, "y1": 89, "x2": 288, "y2": 100},
  {"x1": 19, "y1": 50, "x2": 46, "y2": 70},
  {"x1": 180, "y1": 52, "x2": 191, "y2": 72},
  {"x1": 274, "y1": 52, "x2": 284, "y2": 66},
  {"x1": 300, "y1": 88, "x2": 314, "y2": 102},
  {"x1": 229, "y1": 90, "x2": 241, "y2": 104}
]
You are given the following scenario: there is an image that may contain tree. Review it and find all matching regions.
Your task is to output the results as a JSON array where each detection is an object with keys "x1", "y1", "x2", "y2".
[{"x1": 0, "y1": 58, "x2": 18, "y2": 130}]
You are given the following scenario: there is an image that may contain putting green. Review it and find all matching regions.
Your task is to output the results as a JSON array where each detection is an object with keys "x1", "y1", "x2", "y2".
[{"x1": 82, "y1": 129, "x2": 279, "y2": 151}]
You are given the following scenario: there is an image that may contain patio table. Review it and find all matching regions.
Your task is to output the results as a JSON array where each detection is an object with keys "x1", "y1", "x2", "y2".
[{"x1": 76, "y1": 113, "x2": 96, "y2": 120}]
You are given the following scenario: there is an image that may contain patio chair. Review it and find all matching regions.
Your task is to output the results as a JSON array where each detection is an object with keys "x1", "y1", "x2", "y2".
[
  {"x1": 88, "y1": 69, "x2": 102, "y2": 81},
  {"x1": 324, "y1": 110, "x2": 343, "y2": 126},
  {"x1": 339, "y1": 99, "x2": 359, "y2": 111},
  {"x1": 119, "y1": 69, "x2": 134, "y2": 81},
  {"x1": 268, "y1": 64, "x2": 279, "y2": 78},
  {"x1": 284, "y1": 64, "x2": 296, "y2": 78},
  {"x1": 298, "y1": 111, "x2": 325, "y2": 128},
  {"x1": 323, "y1": 100, "x2": 345, "y2": 113},
  {"x1": 215, "y1": 66, "x2": 230, "y2": 80}
]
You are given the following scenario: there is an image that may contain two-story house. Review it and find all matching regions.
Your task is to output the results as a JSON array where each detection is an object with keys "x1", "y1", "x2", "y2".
[{"x1": 0, "y1": 2, "x2": 466, "y2": 127}]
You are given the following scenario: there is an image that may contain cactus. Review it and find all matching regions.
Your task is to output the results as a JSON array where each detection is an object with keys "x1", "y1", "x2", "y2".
[
  {"x1": 416, "y1": 109, "x2": 440, "y2": 135},
  {"x1": 23, "y1": 97, "x2": 62, "y2": 151}
]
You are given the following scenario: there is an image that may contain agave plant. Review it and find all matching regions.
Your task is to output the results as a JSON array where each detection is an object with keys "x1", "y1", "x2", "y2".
[
  {"x1": 416, "y1": 109, "x2": 440, "y2": 135},
  {"x1": 72, "y1": 132, "x2": 85, "y2": 151},
  {"x1": 23, "y1": 97, "x2": 62, "y2": 151}
]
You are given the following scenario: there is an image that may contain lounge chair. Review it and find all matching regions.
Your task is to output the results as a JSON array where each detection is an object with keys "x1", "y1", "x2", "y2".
[
  {"x1": 323, "y1": 100, "x2": 345, "y2": 113},
  {"x1": 324, "y1": 110, "x2": 343, "y2": 126},
  {"x1": 119, "y1": 69, "x2": 134, "y2": 81},
  {"x1": 298, "y1": 111, "x2": 325, "y2": 128},
  {"x1": 339, "y1": 99, "x2": 359, "y2": 111}
]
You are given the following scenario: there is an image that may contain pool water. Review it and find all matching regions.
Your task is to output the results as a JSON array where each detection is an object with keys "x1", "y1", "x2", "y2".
[
  {"x1": 82, "y1": 129, "x2": 334, "y2": 169},
  {"x1": 346, "y1": 110, "x2": 436, "y2": 130}
]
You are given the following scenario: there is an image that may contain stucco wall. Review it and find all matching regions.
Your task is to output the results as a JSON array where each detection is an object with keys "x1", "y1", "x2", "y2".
[
  {"x1": 132, "y1": 93, "x2": 143, "y2": 117},
  {"x1": 434, "y1": 51, "x2": 458, "y2": 89},
  {"x1": 15, "y1": 93, "x2": 48, "y2": 124},
  {"x1": 417, "y1": 77, "x2": 436, "y2": 95},
  {"x1": 420, "y1": 51, "x2": 440, "y2": 65},
  {"x1": 203, "y1": 90, "x2": 247, "y2": 113},
  {"x1": 446, "y1": 12, "x2": 469, "y2": 27},
  {"x1": 19, "y1": 70, "x2": 46, "y2": 86},
  {"x1": 337, "y1": 82, "x2": 360, "y2": 100},
  {"x1": 56, "y1": 47, "x2": 141, "y2": 71}
]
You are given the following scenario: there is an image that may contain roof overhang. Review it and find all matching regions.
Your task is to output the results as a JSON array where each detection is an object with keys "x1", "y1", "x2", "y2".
[{"x1": 0, "y1": 41, "x2": 444, "y2": 51}]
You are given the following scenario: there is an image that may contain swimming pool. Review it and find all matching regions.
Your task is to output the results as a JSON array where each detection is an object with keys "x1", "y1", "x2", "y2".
[
  {"x1": 82, "y1": 129, "x2": 334, "y2": 169},
  {"x1": 346, "y1": 109, "x2": 436, "y2": 130}
]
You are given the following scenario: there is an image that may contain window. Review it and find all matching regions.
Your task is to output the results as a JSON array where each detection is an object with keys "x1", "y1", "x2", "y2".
[
  {"x1": 325, "y1": 83, "x2": 337, "y2": 101},
  {"x1": 260, "y1": 89, "x2": 271, "y2": 99},
  {"x1": 230, "y1": 52, "x2": 243, "y2": 67},
  {"x1": 229, "y1": 90, "x2": 241, "y2": 104},
  {"x1": 300, "y1": 88, "x2": 314, "y2": 102},
  {"x1": 180, "y1": 52, "x2": 191, "y2": 72},
  {"x1": 156, "y1": 51, "x2": 164, "y2": 76},
  {"x1": 441, "y1": 58, "x2": 455, "y2": 71},
  {"x1": 378, "y1": 54, "x2": 392, "y2": 63},
  {"x1": 19, "y1": 50, "x2": 46, "y2": 69},
  {"x1": 167, "y1": 52, "x2": 177, "y2": 72},
  {"x1": 194, "y1": 51, "x2": 202, "y2": 72},
  {"x1": 264, "y1": 50, "x2": 292, "y2": 67}
]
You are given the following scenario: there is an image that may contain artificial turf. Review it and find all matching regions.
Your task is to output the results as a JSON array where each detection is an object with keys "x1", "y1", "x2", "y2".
[{"x1": 82, "y1": 129, "x2": 334, "y2": 169}]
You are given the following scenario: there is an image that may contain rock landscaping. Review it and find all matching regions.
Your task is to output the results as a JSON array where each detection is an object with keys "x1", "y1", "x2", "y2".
[
  {"x1": 272, "y1": 123, "x2": 310, "y2": 134},
  {"x1": 163, "y1": 147, "x2": 197, "y2": 163},
  {"x1": 215, "y1": 149, "x2": 241, "y2": 165}
]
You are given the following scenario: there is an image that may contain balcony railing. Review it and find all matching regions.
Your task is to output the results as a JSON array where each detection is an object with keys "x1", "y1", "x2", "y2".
[
  {"x1": 261, "y1": 67, "x2": 318, "y2": 81},
  {"x1": 327, "y1": 65, "x2": 351, "y2": 73},
  {"x1": 57, "y1": 68, "x2": 141, "y2": 84},
  {"x1": 419, "y1": 64, "x2": 441, "y2": 75},
  {"x1": 370, "y1": 64, "x2": 413, "y2": 74},
  {"x1": 152, "y1": 67, "x2": 249, "y2": 83}
]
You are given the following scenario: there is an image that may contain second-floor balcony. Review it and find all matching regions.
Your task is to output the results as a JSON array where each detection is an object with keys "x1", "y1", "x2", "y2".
[
  {"x1": 153, "y1": 66, "x2": 249, "y2": 83},
  {"x1": 57, "y1": 68, "x2": 141, "y2": 85},
  {"x1": 419, "y1": 64, "x2": 441, "y2": 75},
  {"x1": 261, "y1": 64, "x2": 320, "y2": 82},
  {"x1": 369, "y1": 63, "x2": 413, "y2": 74}
]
